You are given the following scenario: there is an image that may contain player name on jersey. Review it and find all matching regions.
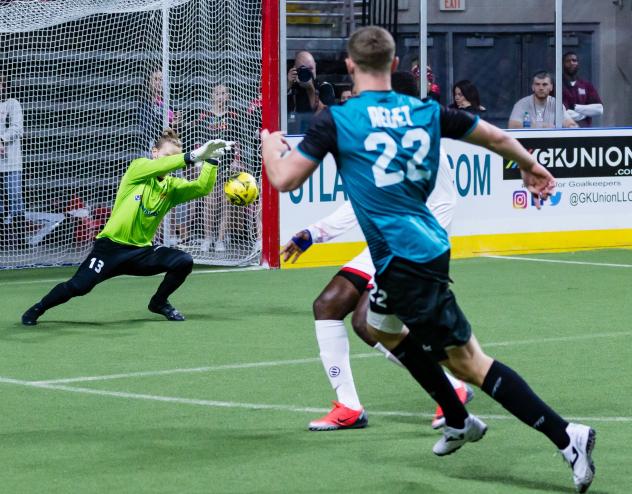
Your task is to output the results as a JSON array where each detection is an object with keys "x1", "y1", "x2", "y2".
[{"x1": 367, "y1": 105, "x2": 414, "y2": 128}]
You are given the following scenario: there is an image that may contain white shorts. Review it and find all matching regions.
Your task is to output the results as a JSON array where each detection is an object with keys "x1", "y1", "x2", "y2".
[
  {"x1": 366, "y1": 305, "x2": 404, "y2": 334},
  {"x1": 341, "y1": 247, "x2": 404, "y2": 333},
  {"x1": 340, "y1": 246, "x2": 375, "y2": 287}
]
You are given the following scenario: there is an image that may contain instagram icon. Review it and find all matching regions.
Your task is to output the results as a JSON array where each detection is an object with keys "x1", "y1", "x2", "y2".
[{"x1": 513, "y1": 190, "x2": 528, "y2": 209}]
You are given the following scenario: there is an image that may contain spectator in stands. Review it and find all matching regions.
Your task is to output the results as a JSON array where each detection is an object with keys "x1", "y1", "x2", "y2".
[
  {"x1": 508, "y1": 71, "x2": 578, "y2": 129},
  {"x1": 139, "y1": 69, "x2": 185, "y2": 246},
  {"x1": 194, "y1": 83, "x2": 241, "y2": 253},
  {"x1": 139, "y1": 69, "x2": 181, "y2": 150},
  {"x1": 0, "y1": 72, "x2": 26, "y2": 245},
  {"x1": 450, "y1": 80, "x2": 487, "y2": 118},
  {"x1": 562, "y1": 52, "x2": 603, "y2": 127},
  {"x1": 287, "y1": 51, "x2": 326, "y2": 134},
  {"x1": 339, "y1": 87, "x2": 353, "y2": 104},
  {"x1": 411, "y1": 59, "x2": 441, "y2": 101}
]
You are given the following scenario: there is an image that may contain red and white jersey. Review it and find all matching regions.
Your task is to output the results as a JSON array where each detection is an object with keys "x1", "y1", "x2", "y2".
[{"x1": 305, "y1": 148, "x2": 457, "y2": 281}]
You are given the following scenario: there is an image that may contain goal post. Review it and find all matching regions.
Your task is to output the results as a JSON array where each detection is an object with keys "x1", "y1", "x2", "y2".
[{"x1": 0, "y1": 0, "x2": 281, "y2": 270}]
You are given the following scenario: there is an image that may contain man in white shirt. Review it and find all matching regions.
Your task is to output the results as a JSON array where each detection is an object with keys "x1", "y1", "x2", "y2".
[
  {"x1": 508, "y1": 71, "x2": 578, "y2": 129},
  {"x1": 0, "y1": 73, "x2": 25, "y2": 239}
]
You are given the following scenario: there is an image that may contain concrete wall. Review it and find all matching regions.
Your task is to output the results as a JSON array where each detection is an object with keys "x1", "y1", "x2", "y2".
[{"x1": 398, "y1": 0, "x2": 632, "y2": 126}]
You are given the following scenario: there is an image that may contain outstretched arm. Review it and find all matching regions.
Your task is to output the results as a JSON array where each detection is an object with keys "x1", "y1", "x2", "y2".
[
  {"x1": 281, "y1": 202, "x2": 359, "y2": 263},
  {"x1": 261, "y1": 130, "x2": 319, "y2": 192},
  {"x1": 170, "y1": 162, "x2": 218, "y2": 204},
  {"x1": 464, "y1": 119, "x2": 555, "y2": 206}
]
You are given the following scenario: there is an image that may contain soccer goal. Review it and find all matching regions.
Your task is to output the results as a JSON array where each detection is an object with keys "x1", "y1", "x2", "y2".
[{"x1": 0, "y1": 0, "x2": 280, "y2": 269}]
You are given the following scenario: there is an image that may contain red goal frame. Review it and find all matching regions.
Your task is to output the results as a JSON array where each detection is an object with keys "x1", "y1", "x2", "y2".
[{"x1": 260, "y1": 0, "x2": 281, "y2": 268}]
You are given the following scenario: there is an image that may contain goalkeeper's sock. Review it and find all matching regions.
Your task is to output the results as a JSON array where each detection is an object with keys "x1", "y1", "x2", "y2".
[
  {"x1": 315, "y1": 320, "x2": 362, "y2": 410},
  {"x1": 39, "y1": 282, "x2": 75, "y2": 310},
  {"x1": 151, "y1": 256, "x2": 193, "y2": 306}
]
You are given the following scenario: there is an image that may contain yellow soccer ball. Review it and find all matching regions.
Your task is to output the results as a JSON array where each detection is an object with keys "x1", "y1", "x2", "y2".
[{"x1": 224, "y1": 172, "x2": 259, "y2": 206}]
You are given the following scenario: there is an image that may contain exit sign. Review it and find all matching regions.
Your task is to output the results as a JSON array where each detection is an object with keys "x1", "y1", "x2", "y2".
[{"x1": 440, "y1": 0, "x2": 465, "y2": 10}]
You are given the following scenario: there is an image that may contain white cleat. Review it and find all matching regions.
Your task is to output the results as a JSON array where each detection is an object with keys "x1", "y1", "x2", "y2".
[
  {"x1": 432, "y1": 414, "x2": 487, "y2": 456},
  {"x1": 561, "y1": 423, "x2": 596, "y2": 493}
]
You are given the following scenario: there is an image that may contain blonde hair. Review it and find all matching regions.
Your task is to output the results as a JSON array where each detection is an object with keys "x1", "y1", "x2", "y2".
[
  {"x1": 347, "y1": 26, "x2": 395, "y2": 74},
  {"x1": 155, "y1": 128, "x2": 182, "y2": 149}
]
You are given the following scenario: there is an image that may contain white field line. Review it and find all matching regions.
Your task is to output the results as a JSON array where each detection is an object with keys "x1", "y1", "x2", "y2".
[
  {"x1": 0, "y1": 266, "x2": 264, "y2": 286},
  {"x1": 483, "y1": 254, "x2": 632, "y2": 268},
  {"x1": 33, "y1": 330, "x2": 632, "y2": 385},
  {"x1": 0, "y1": 375, "x2": 629, "y2": 423}
]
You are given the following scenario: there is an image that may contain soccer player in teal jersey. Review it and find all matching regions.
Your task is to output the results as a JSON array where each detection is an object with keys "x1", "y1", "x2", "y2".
[
  {"x1": 22, "y1": 129, "x2": 232, "y2": 325},
  {"x1": 262, "y1": 26, "x2": 595, "y2": 493}
]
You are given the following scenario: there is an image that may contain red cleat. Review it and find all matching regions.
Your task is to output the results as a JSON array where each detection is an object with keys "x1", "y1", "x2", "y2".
[
  {"x1": 431, "y1": 383, "x2": 474, "y2": 429},
  {"x1": 308, "y1": 401, "x2": 368, "y2": 431}
]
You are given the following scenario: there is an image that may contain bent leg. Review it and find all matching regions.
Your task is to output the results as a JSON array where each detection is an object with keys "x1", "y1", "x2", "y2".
[
  {"x1": 443, "y1": 335, "x2": 571, "y2": 449},
  {"x1": 121, "y1": 246, "x2": 194, "y2": 307}
]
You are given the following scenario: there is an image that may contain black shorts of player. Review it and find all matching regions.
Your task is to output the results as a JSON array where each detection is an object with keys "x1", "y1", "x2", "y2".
[
  {"x1": 336, "y1": 268, "x2": 371, "y2": 294},
  {"x1": 68, "y1": 237, "x2": 192, "y2": 294},
  {"x1": 370, "y1": 250, "x2": 472, "y2": 361}
]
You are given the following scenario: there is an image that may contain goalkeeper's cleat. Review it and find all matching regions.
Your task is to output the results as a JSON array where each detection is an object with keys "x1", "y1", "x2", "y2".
[
  {"x1": 22, "y1": 303, "x2": 45, "y2": 326},
  {"x1": 308, "y1": 401, "x2": 368, "y2": 431},
  {"x1": 148, "y1": 301, "x2": 185, "y2": 322},
  {"x1": 432, "y1": 414, "x2": 487, "y2": 456},
  {"x1": 561, "y1": 423, "x2": 596, "y2": 493},
  {"x1": 432, "y1": 383, "x2": 475, "y2": 429}
]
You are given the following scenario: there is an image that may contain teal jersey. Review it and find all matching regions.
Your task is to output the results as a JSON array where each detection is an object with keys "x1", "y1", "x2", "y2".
[{"x1": 298, "y1": 91, "x2": 477, "y2": 273}]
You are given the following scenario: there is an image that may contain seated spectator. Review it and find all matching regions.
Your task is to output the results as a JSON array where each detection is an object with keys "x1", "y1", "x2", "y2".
[
  {"x1": 411, "y1": 60, "x2": 441, "y2": 101},
  {"x1": 287, "y1": 51, "x2": 325, "y2": 133},
  {"x1": 450, "y1": 79, "x2": 487, "y2": 118},
  {"x1": 562, "y1": 52, "x2": 603, "y2": 127},
  {"x1": 508, "y1": 71, "x2": 578, "y2": 128}
]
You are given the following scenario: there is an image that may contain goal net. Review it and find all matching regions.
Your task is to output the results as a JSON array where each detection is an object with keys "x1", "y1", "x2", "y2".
[{"x1": 0, "y1": 0, "x2": 264, "y2": 269}]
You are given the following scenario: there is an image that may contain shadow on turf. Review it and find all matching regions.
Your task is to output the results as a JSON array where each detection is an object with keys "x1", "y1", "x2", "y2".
[
  {"x1": 1, "y1": 319, "x2": 158, "y2": 340},
  {"x1": 445, "y1": 465, "x2": 608, "y2": 494}
]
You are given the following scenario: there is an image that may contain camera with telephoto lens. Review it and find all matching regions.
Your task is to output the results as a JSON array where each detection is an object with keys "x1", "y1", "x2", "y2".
[{"x1": 297, "y1": 65, "x2": 313, "y2": 83}]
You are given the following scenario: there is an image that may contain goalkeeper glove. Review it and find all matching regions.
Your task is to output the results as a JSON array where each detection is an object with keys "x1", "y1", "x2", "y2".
[{"x1": 190, "y1": 139, "x2": 234, "y2": 164}]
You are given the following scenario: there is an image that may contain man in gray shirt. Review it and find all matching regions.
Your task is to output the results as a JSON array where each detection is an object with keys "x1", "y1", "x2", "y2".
[
  {"x1": 0, "y1": 73, "x2": 25, "y2": 230},
  {"x1": 509, "y1": 71, "x2": 577, "y2": 129}
]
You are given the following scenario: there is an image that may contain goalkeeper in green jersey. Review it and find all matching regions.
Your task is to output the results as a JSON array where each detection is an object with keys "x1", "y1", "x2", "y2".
[{"x1": 21, "y1": 129, "x2": 232, "y2": 325}]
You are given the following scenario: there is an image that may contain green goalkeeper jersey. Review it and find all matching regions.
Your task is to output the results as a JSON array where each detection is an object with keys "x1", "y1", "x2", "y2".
[{"x1": 97, "y1": 153, "x2": 217, "y2": 247}]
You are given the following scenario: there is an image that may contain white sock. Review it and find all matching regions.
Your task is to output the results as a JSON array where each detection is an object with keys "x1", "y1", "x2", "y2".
[
  {"x1": 443, "y1": 370, "x2": 463, "y2": 389},
  {"x1": 373, "y1": 342, "x2": 464, "y2": 390},
  {"x1": 314, "y1": 320, "x2": 362, "y2": 410},
  {"x1": 373, "y1": 342, "x2": 404, "y2": 368}
]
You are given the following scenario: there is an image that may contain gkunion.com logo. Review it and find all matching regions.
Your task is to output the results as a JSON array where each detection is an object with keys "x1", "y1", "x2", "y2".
[{"x1": 504, "y1": 136, "x2": 632, "y2": 179}]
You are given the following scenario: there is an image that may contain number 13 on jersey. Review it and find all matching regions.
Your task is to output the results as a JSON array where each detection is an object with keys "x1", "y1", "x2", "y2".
[{"x1": 364, "y1": 128, "x2": 431, "y2": 187}]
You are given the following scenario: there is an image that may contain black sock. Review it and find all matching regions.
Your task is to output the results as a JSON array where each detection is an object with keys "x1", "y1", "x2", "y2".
[
  {"x1": 39, "y1": 282, "x2": 75, "y2": 311},
  {"x1": 482, "y1": 360, "x2": 569, "y2": 449},
  {"x1": 391, "y1": 334, "x2": 468, "y2": 429},
  {"x1": 151, "y1": 263, "x2": 193, "y2": 307}
]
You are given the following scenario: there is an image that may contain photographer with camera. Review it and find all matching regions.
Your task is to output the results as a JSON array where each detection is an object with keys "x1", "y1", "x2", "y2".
[{"x1": 287, "y1": 51, "x2": 334, "y2": 134}]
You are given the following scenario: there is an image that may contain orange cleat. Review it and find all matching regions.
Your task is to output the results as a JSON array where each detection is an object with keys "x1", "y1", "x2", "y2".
[
  {"x1": 308, "y1": 401, "x2": 368, "y2": 431},
  {"x1": 431, "y1": 383, "x2": 474, "y2": 429}
]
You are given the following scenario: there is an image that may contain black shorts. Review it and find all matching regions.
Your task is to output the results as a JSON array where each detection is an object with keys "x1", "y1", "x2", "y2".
[
  {"x1": 69, "y1": 238, "x2": 192, "y2": 291},
  {"x1": 368, "y1": 251, "x2": 472, "y2": 361}
]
